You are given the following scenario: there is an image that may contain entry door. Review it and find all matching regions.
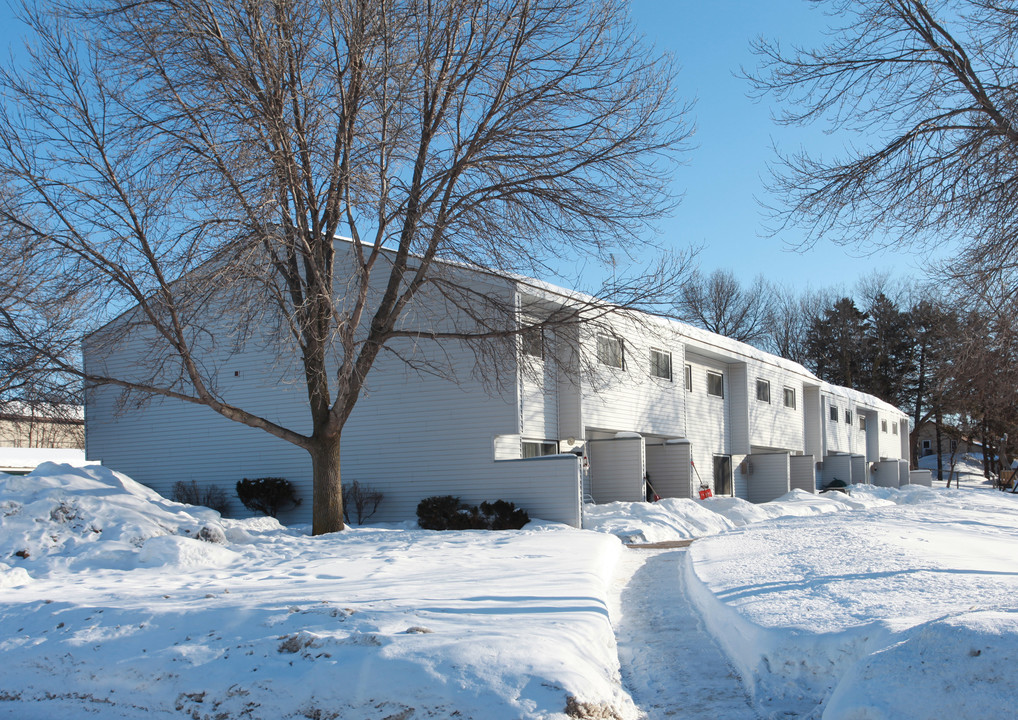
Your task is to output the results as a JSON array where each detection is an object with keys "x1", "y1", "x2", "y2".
[{"x1": 714, "y1": 455, "x2": 733, "y2": 496}]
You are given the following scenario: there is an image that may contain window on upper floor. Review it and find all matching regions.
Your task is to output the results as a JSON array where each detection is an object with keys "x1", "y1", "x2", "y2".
[
  {"x1": 521, "y1": 323, "x2": 544, "y2": 359},
  {"x1": 860, "y1": 416, "x2": 867, "y2": 431},
  {"x1": 707, "y1": 371, "x2": 724, "y2": 398},
  {"x1": 830, "y1": 405, "x2": 839, "y2": 422},
  {"x1": 845, "y1": 409, "x2": 852, "y2": 424},
  {"x1": 881, "y1": 419, "x2": 888, "y2": 433},
  {"x1": 756, "y1": 379, "x2": 770, "y2": 403},
  {"x1": 684, "y1": 364, "x2": 692, "y2": 391},
  {"x1": 783, "y1": 387, "x2": 795, "y2": 409},
  {"x1": 892, "y1": 422, "x2": 898, "y2": 435},
  {"x1": 597, "y1": 334, "x2": 624, "y2": 369},
  {"x1": 650, "y1": 349, "x2": 672, "y2": 380}
]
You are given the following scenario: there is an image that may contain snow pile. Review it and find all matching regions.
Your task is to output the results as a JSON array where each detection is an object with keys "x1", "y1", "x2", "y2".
[
  {"x1": 585, "y1": 487, "x2": 899, "y2": 543},
  {"x1": 684, "y1": 486, "x2": 1018, "y2": 718},
  {"x1": 0, "y1": 462, "x2": 243, "y2": 574},
  {"x1": 582, "y1": 497, "x2": 736, "y2": 543},
  {"x1": 0, "y1": 465, "x2": 634, "y2": 720}
]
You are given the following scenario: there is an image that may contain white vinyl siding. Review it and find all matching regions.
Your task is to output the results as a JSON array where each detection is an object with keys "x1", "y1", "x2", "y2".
[
  {"x1": 581, "y1": 319, "x2": 684, "y2": 438},
  {"x1": 748, "y1": 368, "x2": 804, "y2": 456},
  {"x1": 684, "y1": 352, "x2": 729, "y2": 495},
  {"x1": 745, "y1": 452, "x2": 791, "y2": 504}
]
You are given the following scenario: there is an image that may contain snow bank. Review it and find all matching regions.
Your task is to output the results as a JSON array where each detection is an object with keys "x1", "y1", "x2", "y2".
[
  {"x1": 0, "y1": 462, "x2": 233, "y2": 573},
  {"x1": 584, "y1": 487, "x2": 899, "y2": 543},
  {"x1": 683, "y1": 486, "x2": 1018, "y2": 717},
  {"x1": 583, "y1": 497, "x2": 735, "y2": 543},
  {"x1": 0, "y1": 465, "x2": 636, "y2": 719}
]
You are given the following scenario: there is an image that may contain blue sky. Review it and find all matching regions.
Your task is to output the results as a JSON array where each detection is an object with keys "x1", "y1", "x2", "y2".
[
  {"x1": 626, "y1": 0, "x2": 940, "y2": 294},
  {"x1": 0, "y1": 0, "x2": 938, "y2": 296}
]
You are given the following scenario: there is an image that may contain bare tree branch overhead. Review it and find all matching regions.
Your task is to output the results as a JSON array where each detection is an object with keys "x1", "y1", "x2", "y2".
[
  {"x1": 747, "y1": 0, "x2": 1018, "y2": 276},
  {"x1": 0, "y1": 0, "x2": 694, "y2": 533}
]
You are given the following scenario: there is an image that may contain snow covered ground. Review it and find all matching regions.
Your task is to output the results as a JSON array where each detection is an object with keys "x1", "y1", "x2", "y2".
[{"x1": 3, "y1": 462, "x2": 1017, "y2": 719}]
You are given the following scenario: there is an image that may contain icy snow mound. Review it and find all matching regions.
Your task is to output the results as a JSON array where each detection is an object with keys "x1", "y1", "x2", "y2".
[
  {"x1": 582, "y1": 497, "x2": 735, "y2": 543},
  {"x1": 0, "y1": 462, "x2": 261, "y2": 575},
  {"x1": 823, "y1": 610, "x2": 1018, "y2": 719}
]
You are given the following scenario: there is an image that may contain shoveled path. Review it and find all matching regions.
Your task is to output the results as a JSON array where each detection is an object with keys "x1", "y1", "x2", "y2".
[{"x1": 610, "y1": 547, "x2": 760, "y2": 719}]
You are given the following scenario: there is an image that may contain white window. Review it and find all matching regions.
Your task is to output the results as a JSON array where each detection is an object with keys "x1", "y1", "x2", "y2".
[
  {"x1": 521, "y1": 324, "x2": 543, "y2": 359},
  {"x1": 892, "y1": 423, "x2": 898, "y2": 435},
  {"x1": 922, "y1": 439, "x2": 931, "y2": 450},
  {"x1": 845, "y1": 409, "x2": 852, "y2": 424},
  {"x1": 597, "y1": 334, "x2": 624, "y2": 369},
  {"x1": 684, "y1": 364, "x2": 692, "y2": 391},
  {"x1": 756, "y1": 379, "x2": 770, "y2": 403},
  {"x1": 860, "y1": 416, "x2": 867, "y2": 431},
  {"x1": 830, "y1": 405, "x2": 839, "y2": 422},
  {"x1": 707, "y1": 371, "x2": 724, "y2": 398},
  {"x1": 522, "y1": 440, "x2": 558, "y2": 458},
  {"x1": 650, "y1": 349, "x2": 672, "y2": 380},
  {"x1": 783, "y1": 387, "x2": 795, "y2": 409},
  {"x1": 881, "y1": 419, "x2": 888, "y2": 433}
]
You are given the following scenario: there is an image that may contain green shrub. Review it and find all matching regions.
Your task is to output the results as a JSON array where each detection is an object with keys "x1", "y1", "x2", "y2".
[
  {"x1": 235, "y1": 477, "x2": 301, "y2": 517},
  {"x1": 416, "y1": 495, "x2": 529, "y2": 531}
]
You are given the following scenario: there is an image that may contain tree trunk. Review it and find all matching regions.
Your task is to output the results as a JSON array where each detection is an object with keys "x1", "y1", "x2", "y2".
[
  {"x1": 935, "y1": 412, "x2": 943, "y2": 483},
  {"x1": 309, "y1": 434, "x2": 345, "y2": 535}
]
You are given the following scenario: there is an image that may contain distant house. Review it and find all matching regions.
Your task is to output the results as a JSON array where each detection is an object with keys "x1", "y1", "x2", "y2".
[
  {"x1": 84, "y1": 249, "x2": 911, "y2": 527},
  {"x1": 0, "y1": 404, "x2": 89, "y2": 475},
  {"x1": 914, "y1": 421, "x2": 979, "y2": 458},
  {"x1": 0, "y1": 404, "x2": 85, "y2": 450}
]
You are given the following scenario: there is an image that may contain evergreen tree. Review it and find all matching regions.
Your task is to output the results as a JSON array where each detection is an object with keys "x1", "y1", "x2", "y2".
[
  {"x1": 805, "y1": 297, "x2": 869, "y2": 389},
  {"x1": 863, "y1": 293, "x2": 914, "y2": 407}
]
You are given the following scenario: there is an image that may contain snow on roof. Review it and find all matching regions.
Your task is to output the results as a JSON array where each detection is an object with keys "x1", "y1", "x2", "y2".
[{"x1": 0, "y1": 402, "x2": 84, "y2": 421}]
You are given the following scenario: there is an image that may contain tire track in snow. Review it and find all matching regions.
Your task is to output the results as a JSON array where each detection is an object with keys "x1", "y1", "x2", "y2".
[{"x1": 611, "y1": 548, "x2": 759, "y2": 719}]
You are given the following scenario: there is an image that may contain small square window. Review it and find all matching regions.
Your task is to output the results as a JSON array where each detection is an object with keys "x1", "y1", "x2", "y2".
[
  {"x1": 881, "y1": 419, "x2": 888, "y2": 433},
  {"x1": 597, "y1": 334, "x2": 624, "y2": 369},
  {"x1": 522, "y1": 324, "x2": 543, "y2": 359},
  {"x1": 650, "y1": 349, "x2": 672, "y2": 380},
  {"x1": 756, "y1": 379, "x2": 770, "y2": 403},
  {"x1": 845, "y1": 410, "x2": 852, "y2": 424},
  {"x1": 707, "y1": 371, "x2": 724, "y2": 398},
  {"x1": 783, "y1": 387, "x2": 795, "y2": 409},
  {"x1": 684, "y1": 364, "x2": 692, "y2": 392},
  {"x1": 859, "y1": 416, "x2": 867, "y2": 431},
  {"x1": 830, "y1": 405, "x2": 839, "y2": 422}
]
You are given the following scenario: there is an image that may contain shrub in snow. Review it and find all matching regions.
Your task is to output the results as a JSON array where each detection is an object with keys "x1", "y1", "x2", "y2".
[
  {"x1": 480, "y1": 500, "x2": 529, "y2": 530},
  {"x1": 416, "y1": 496, "x2": 529, "y2": 530},
  {"x1": 235, "y1": 477, "x2": 301, "y2": 518},
  {"x1": 171, "y1": 479, "x2": 230, "y2": 515},
  {"x1": 341, "y1": 480, "x2": 383, "y2": 525}
]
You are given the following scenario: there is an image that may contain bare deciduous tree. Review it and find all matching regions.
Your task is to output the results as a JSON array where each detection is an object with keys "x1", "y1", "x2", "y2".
[
  {"x1": 0, "y1": 0, "x2": 693, "y2": 533},
  {"x1": 748, "y1": 0, "x2": 1018, "y2": 276},
  {"x1": 672, "y1": 269, "x2": 775, "y2": 345}
]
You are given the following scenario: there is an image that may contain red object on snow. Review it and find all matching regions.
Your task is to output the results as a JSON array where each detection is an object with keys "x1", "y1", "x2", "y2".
[{"x1": 698, "y1": 488, "x2": 713, "y2": 500}]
